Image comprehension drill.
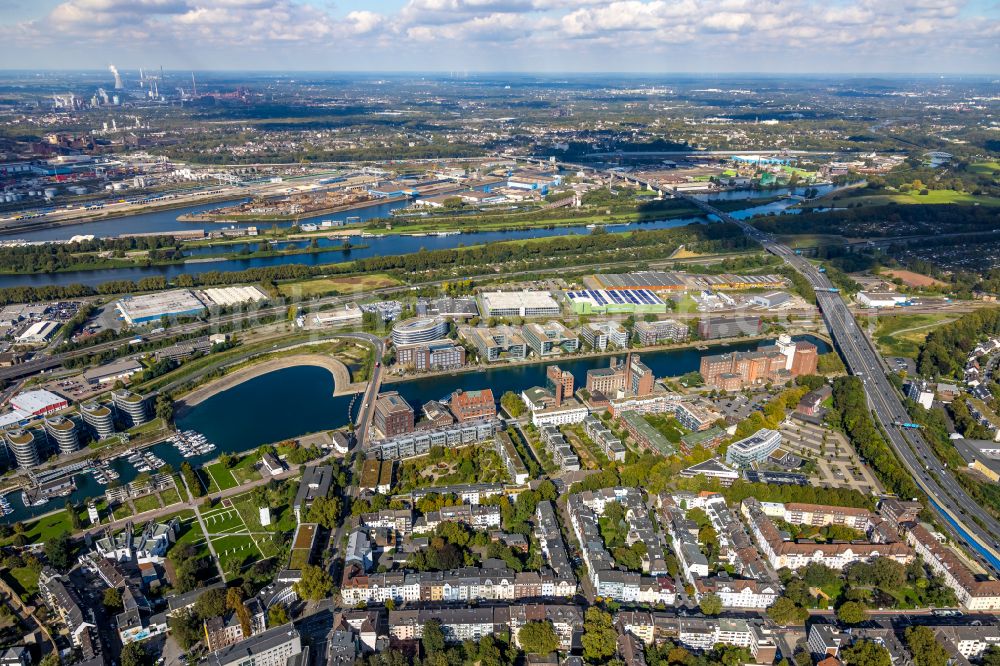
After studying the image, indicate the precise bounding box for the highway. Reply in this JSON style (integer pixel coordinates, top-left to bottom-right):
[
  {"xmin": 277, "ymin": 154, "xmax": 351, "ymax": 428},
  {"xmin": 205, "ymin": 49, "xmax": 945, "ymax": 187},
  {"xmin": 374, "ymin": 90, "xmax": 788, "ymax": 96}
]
[
  {"xmin": 679, "ymin": 190, "xmax": 1000, "ymax": 573},
  {"xmin": 524, "ymin": 153, "xmax": 1000, "ymax": 571}
]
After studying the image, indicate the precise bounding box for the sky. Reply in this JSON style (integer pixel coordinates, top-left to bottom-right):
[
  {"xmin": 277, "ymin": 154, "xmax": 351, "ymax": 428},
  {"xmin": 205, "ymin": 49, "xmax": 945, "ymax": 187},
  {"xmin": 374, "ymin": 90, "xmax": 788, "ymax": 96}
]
[{"xmin": 0, "ymin": 0, "xmax": 998, "ymax": 74}]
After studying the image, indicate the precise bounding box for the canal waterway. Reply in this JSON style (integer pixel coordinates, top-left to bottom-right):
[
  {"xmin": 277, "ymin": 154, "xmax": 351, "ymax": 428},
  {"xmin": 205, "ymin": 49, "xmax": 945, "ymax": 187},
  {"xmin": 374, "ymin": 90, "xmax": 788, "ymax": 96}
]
[
  {"xmin": 0, "ymin": 185, "xmax": 836, "ymax": 290},
  {"xmin": 1, "ymin": 334, "xmax": 828, "ymax": 523}
]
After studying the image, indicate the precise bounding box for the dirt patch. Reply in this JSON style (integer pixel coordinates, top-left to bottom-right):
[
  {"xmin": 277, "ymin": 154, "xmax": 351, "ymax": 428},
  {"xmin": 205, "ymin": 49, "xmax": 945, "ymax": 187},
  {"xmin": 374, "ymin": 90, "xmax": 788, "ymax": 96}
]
[{"xmin": 882, "ymin": 269, "xmax": 947, "ymax": 288}]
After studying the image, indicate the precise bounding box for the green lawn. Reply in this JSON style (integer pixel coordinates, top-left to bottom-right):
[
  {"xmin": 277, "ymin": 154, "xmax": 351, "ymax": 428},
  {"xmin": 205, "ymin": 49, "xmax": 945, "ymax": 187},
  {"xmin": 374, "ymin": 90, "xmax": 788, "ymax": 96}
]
[
  {"xmin": 1, "ymin": 512, "xmax": 75, "ymax": 546},
  {"xmin": 229, "ymin": 494, "xmax": 290, "ymax": 558},
  {"xmin": 133, "ymin": 494, "xmax": 162, "ymax": 514},
  {"xmin": 212, "ymin": 534, "xmax": 262, "ymax": 573},
  {"xmin": 127, "ymin": 417, "xmax": 165, "ymax": 436},
  {"xmin": 230, "ymin": 453, "xmax": 263, "ymax": 485},
  {"xmin": 160, "ymin": 487, "xmax": 182, "ymax": 506},
  {"xmin": 969, "ymin": 161, "xmax": 1000, "ymax": 176},
  {"xmin": 644, "ymin": 414, "xmax": 687, "ymax": 443},
  {"xmin": 873, "ymin": 313, "xmax": 954, "ymax": 358},
  {"xmin": 288, "ymin": 548, "xmax": 312, "ymax": 570},
  {"xmin": 200, "ymin": 506, "xmax": 247, "ymax": 534},
  {"xmin": 171, "ymin": 516, "xmax": 205, "ymax": 549},
  {"xmin": 833, "ymin": 189, "xmax": 1000, "ymax": 208},
  {"xmin": 204, "ymin": 462, "xmax": 238, "ymax": 491},
  {"xmin": 197, "ymin": 468, "xmax": 220, "ymax": 494},
  {"xmin": 4, "ymin": 566, "xmax": 40, "ymax": 599}
]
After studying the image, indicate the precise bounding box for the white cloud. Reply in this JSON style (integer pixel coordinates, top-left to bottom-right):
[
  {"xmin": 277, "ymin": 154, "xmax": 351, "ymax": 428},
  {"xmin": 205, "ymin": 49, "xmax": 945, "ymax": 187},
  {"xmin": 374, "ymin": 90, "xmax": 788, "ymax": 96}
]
[{"xmin": 1, "ymin": 0, "xmax": 996, "ymax": 71}]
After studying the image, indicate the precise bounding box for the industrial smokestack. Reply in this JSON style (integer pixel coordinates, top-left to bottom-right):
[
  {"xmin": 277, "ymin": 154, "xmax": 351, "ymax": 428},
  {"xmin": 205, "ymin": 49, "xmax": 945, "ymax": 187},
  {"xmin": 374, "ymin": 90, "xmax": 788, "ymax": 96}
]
[{"xmin": 109, "ymin": 64, "xmax": 123, "ymax": 90}]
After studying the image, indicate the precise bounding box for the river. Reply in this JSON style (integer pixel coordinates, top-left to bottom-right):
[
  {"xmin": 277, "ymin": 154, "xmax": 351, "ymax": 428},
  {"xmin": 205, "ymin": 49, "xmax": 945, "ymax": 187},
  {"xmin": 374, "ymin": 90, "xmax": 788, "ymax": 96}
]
[
  {"xmin": 0, "ymin": 334, "xmax": 828, "ymax": 523},
  {"xmin": 0, "ymin": 185, "xmax": 836, "ymax": 290}
]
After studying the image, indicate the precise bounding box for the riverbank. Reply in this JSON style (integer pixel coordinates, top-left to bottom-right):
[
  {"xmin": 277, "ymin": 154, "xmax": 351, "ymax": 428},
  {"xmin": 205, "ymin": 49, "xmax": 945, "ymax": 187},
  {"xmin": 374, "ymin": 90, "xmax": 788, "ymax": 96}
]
[
  {"xmin": 175, "ymin": 353, "xmax": 357, "ymax": 413},
  {"xmin": 380, "ymin": 328, "xmax": 831, "ymax": 386},
  {"xmin": 178, "ymin": 195, "xmax": 411, "ymax": 223},
  {"xmin": 0, "ymin": 191, "xmax": 246, "ymax": 238}
]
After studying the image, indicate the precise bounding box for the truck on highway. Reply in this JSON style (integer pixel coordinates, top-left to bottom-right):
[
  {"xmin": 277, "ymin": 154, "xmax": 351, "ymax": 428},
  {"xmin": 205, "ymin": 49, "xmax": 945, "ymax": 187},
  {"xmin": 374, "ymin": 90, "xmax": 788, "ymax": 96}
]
[
  {"xmin": 818, "ymin": 267, "xmax": 826, "ymax": 273},
  {"xmin": 818, "ymin": 287, "xmax": 840, "ymax": 293},
  {"xmin": 894, "ymin": 421, "xmax": 923, "ymax": 429}
]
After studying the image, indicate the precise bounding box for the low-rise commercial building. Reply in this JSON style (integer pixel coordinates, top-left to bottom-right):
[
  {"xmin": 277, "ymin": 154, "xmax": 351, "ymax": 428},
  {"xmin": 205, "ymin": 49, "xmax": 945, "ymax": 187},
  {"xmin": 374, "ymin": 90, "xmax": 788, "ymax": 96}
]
[
  {"xmin": 480, "ymin": 291, "xmax": 561, "ymax": 318},
  {"xmin": 856, "ymin": 291, "xmax": 908, "ymax": 308},
  {"xmin": 633, "ymin": 319, "xmax": 689, "ymax": 346},
  {"xmin": 565, "ymin": 289, "xmax": 667, "ymax": 315},
  {"xmin": 522, "ymin": 321, "xmax": 579, "ymax": 357},
  {"xmin": 580, "ymin": 321, "xmax": 628, "ymax": 351},
  {"xmin": 725, "ymin": 429, "xmax": 782, "ymax": 467},
  {"xmin": 679, "ymin": 458, "xmax": 739, "ymax": 485},
  {"xmin": 11, "ymin": 389, "xmax": 67, "ymax": 416},
  {"xmin": 697, "ymin": 316, "xmax": 761, "ymax": 340},
  {"xmin": 117, "ymin": 289, "xmax": 207, "ymax": 326},
  {"xmin": 395, "ymin": 340, "xmax": 465, "ymax": 371},
  {"xmin": 461, "ymin": 325, "xmax": 528, "ymax": 362}
]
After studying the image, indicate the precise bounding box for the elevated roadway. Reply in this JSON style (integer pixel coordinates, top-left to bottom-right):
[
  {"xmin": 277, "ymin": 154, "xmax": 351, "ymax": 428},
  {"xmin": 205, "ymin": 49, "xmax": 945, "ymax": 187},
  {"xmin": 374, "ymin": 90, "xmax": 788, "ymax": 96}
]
[
  {"xmin": 681, "ymin": 189, "xmax": 1000, "ymax": 573},
  {"xmin": 522, "ymin": 155, "xmax": 1000, "ymax": 571}
]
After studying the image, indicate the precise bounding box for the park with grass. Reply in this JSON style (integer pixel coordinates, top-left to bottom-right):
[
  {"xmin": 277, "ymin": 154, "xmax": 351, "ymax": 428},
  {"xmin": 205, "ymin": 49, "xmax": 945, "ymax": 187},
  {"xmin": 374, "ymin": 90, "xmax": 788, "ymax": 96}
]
[
  {"xmin": 873, "ymin": 313, "xmax": 954, "ymax": 358},
  {"xmin": 199, "ymin": 497, "xmax": 287, "ymax": 578}
]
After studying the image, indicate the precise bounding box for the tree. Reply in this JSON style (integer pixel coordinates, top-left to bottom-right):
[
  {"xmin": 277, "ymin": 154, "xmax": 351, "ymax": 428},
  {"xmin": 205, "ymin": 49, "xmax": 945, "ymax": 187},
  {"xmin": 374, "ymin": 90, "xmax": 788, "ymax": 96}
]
[
  {"xmin": 168, "ymin": 610, "xmax": 203, "ymax": 650},
  {"xmin": 268, "ymin": 604, "xmax": 289, "ymax": 626},
  {"xmin": 65, "ymin": 500, "xmax": 82, "ymax": 531},
  {"xmin": 905, "ymin": 626, "xmax": 949, "ymax": 666},
  {"xmin": 982, "ymin": 645, "xmax": 1000, "ymax": 666},
  {"xmin": 44, "ymin": 532, "xmax": 75, "ymax": 571},
  {"xmin": 518, "ymin": 620, "xmax": 560, "ymax": 654},
  {"xmin": 103, "ymin": 587, "xmax": 123, "ymax": 613},
  {"xmin": 767, "ymin": 596, "xmax": 808, "ymax": 626},
  {"xmin": 840, "ymin": 639, "xmax": 891, "ymax": 666},
  {"xmin": 39, "ymin": 655, "xmax": 60, "ymax": 666},
  {"xmin": 227, "ymin": 586, "xmax": 252, "ymax": 638},
  {"xmin": 501, "ymin": 391, "xmax": 526, "ymax": 418},
  {"xmin": 306, "ymin": 496, "xmax": 342, "ymax": 529},
  {"xmin": 698, "ymin": 593, "xmax": 723, "ymax": 616},
  {"xmin": 194, "ymin": 587, "xmax": 228, "ymax": 619},
  {"xmin": 478, "ymin": 635, "xmax": 506, "ymax": 666},
  {"xmin": 293, "ymin": 564, "xmax": 333, "ymax": 601},
  {"xmin": 155, "ymin": 394, "xmax": 174, "ymax": 424},
  {"xmin": 836, "ymin": 601, "xmax": 868, "ymax": 625},
  {"xmin": 120, "ymin": 642, "xmax": 151, "ymax": 666},
  {"xmin": 581, "ymin": 608, "xmax": 617, "ymax": 663},
  {"xmin": 422, "ymin": 619, "xmax": 446, "ymax": 654}
]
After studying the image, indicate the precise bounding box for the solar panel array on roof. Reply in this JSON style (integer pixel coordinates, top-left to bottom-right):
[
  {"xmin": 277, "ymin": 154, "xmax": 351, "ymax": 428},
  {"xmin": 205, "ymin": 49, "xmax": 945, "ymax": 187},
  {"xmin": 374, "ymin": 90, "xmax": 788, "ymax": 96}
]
[
  {"xmin": 565, "ymin": 289, "xmax": 664, "ymax": 308},
  {"xmin": 593, "ymin": 271, "xmax": 686, "ymax": 290}
]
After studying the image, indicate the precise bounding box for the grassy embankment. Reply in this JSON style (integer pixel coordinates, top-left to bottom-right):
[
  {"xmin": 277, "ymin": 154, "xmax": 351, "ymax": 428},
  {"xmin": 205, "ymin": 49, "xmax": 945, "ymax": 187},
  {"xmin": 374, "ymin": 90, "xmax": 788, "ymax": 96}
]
[{"xmin": 873, "ymin": 313, "xmax": 955, "ymax": 358}]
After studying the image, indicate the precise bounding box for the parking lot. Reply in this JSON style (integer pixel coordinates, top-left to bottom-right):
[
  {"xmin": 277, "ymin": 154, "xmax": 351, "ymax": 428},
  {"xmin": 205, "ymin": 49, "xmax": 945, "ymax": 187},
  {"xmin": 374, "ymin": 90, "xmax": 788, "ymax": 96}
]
[
  {"xmin": 778, "ymin": 419, "xmax": 884, "ymax": 494},
  {"xmin": 712, "ymin": 391, "xmax": 771, "ymax": 425}
]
